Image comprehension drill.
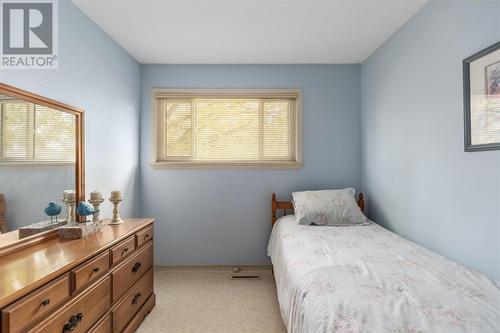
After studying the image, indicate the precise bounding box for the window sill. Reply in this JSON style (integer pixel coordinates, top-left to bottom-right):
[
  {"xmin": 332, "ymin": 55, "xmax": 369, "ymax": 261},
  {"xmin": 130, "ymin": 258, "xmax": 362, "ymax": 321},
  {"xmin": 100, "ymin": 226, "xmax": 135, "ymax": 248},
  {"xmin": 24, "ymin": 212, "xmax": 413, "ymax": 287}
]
[
  {"xmin": 150, "ymin": 161, "xmax": 303, "ymax": 170},
  {"xmin": 0, "ymin": 162, "xmax": 75, "ymax": 169}
]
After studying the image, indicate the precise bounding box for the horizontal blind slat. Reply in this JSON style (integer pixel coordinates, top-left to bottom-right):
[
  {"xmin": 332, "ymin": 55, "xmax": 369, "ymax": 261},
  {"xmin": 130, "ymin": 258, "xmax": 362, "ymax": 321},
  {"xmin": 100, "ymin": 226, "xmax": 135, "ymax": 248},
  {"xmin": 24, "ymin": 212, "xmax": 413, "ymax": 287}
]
[
  {"xmin": 0, "ymin": 101, "xmax": 76, "ymax": 163},
  {"xmin": 157, "ymin": 96, "xmax": 297, "ymax": 163}
]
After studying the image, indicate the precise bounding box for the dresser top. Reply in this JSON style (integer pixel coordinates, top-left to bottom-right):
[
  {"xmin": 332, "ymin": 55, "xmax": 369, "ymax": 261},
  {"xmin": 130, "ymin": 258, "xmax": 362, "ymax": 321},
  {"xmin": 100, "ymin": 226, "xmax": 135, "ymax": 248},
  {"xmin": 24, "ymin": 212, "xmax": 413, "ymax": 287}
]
[{"xmin": 0, "ymin": 218, "xmax": 154, "ymax": 308}]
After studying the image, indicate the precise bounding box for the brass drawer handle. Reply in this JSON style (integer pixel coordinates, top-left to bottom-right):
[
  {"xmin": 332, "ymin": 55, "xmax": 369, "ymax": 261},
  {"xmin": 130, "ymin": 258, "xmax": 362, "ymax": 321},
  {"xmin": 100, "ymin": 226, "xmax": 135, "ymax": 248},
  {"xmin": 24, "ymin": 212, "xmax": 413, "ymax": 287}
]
[
  {"xmin": 143, "ymin": 234, "xmax": 150, "ymax": 240},
  {"xmin": 92, "ymin": 267, "xmax": 100, "ymax": 274},
  {"xmin": 132, "ymin": 292, "xmax": 142, "ymax": 305},
  {"xmin": 63, "ymin": 312, "xmax": 83, "ymax": 332},
  {"xmin": 132, "ymin": 262, "xmax": 142, "ymax": 273},
  {"xmin": 41, "ymin": 298, "xmax": 50, "ymax": 307},
  {"xmin": 121, "ymin": 248, "xmax": 129, "ymax": 256}
]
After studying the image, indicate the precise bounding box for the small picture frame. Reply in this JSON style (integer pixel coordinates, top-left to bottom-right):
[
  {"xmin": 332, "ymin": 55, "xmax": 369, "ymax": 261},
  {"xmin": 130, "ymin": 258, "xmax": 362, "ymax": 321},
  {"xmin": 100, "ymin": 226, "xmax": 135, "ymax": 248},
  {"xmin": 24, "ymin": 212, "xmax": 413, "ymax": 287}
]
[{"xmin": 463, "ymin": 41, "xmax": 500, "ymax": 152}]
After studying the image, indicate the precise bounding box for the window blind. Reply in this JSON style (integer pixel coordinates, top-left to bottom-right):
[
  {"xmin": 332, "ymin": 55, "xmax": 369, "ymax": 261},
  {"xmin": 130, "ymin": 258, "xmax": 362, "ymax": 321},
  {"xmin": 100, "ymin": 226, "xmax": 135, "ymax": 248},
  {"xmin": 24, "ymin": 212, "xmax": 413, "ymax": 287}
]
[
  {"xmin": 0, "ymin": 101, "xmax": 76, "ymax": 163},
  {"xmin": 156, "ymin": 92, "xmax": 299, "ymax": 165}
]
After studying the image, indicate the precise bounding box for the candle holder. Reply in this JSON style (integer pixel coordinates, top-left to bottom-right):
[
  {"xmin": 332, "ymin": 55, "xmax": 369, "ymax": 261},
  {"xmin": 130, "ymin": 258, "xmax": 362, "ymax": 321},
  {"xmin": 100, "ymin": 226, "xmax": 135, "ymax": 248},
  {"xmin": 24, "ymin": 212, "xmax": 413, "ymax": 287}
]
[
  {"xmin": 109, "ymin": 196, "xmax": 123, "ymax": 224},
  {"xmin": 61, "ymin": 190, "xmax": 76, "ymax": 224},
  {"xmin": 89, "ymin": 193, "xmax": 105, "ymax": 223}
]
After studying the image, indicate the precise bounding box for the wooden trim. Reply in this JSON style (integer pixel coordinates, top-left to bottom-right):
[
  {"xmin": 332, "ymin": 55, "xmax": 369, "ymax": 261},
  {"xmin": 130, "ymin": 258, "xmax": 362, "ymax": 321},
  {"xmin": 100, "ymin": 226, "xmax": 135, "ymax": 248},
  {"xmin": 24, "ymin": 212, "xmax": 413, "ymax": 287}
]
[
  {"xmin": 0, "ymin": 83, "xmax": 83, "ymax": 116},
  {"xmin": 0, "ymin": 82, "xmax": 85, "ymax": 231},
  {"xmin": 76, "ymin": 106, "xmax": 85, "ymax": 207},
  {"xmin": 271, "ymin": 192, "xmax": 366, "ymax": 225},
  {"xmin": 0, "ymin": 229, "xmax": 59, "ymax": 257}
]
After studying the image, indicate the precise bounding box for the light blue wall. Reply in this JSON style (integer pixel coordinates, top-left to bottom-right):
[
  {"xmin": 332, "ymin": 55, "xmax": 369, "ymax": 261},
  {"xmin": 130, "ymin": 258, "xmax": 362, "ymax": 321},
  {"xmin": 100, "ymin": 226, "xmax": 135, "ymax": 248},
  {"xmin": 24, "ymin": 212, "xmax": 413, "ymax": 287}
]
[
  {"xmin": 361, "ymin": 0, "xmax": 500, "ymax": 279},
  {"xmin": 140, "ymin": 65, "xmax": 361, "ymax": 265},
  {"xmin": 3, "ymin": 0, "xmax": 496, "ymax": 281},
  {"xmin": 0, "ymin": 0, "xmax": 141, "ymax": 218},
  {"xmin": 0, "ymin": 168, "xmax": 73, "ymax": 230}
]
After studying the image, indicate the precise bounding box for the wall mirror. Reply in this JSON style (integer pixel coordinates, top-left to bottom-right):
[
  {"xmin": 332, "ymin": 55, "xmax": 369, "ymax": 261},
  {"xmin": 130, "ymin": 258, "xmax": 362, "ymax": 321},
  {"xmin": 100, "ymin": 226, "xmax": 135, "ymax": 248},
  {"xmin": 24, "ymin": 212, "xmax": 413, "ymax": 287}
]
[{"xmin": 0, "ymin": 83, "xmax": 84, "ymax": 247}]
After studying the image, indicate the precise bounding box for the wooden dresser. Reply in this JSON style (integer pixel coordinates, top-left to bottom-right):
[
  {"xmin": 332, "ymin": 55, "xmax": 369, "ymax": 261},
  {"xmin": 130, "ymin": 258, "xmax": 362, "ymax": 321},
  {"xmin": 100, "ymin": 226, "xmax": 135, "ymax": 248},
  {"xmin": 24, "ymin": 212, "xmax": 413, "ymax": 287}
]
[{"xmin": 0, "ymin": 218, "xmax": 155, "ymax": 333}]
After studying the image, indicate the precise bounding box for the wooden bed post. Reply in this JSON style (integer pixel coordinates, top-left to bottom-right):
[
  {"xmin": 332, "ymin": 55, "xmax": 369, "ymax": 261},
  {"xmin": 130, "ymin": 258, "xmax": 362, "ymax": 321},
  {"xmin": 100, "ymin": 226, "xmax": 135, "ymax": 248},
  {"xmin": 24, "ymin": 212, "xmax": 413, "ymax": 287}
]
[
  {"xmin": 272, "ymin": 193, "xmax": 277, "ymax": 225},
  {"xmin": 272, "ymin": 193, "xmax": 294, "ymax": 225},
  {"xmin": 357, "ymin": 193, "xmax": 365, "ymax": 212}
]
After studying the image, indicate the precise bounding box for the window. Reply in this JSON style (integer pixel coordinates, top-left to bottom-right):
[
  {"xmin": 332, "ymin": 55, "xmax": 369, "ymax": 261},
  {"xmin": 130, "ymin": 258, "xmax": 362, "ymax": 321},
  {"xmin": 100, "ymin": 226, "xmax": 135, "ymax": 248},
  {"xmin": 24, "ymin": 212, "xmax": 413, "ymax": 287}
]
[
  {"xmin": 0, "ymin": 100, "xmax": 76, "ymax": 164},
  {"xmin": 153, "ymin": 89, "xmax": 302, "ymax": 168}
]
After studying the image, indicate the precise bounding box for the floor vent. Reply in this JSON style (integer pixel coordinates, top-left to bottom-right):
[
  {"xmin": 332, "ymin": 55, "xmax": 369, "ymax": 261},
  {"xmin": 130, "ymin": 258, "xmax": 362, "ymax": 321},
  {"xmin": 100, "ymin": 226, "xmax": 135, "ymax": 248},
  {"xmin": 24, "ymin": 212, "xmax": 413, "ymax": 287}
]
[{"xmin": 230, "ymin": 273, "xmax": 261, "ymax": 280}]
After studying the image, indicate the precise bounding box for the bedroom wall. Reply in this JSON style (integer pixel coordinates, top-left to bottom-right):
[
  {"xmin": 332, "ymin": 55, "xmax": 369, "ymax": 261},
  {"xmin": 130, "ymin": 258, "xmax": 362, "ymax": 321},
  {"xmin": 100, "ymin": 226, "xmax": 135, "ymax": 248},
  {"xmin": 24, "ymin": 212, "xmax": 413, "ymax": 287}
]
[
  {"xmin": 361, "ymin": 0, "xmax": 500, "ymax": 279},
  {"xmin": 140, "ymin": 64, "xmax": 361, "ymax": 265},
  {"xmin": 0, "ymin": 0, "xmax": 141, "ymax": 219},
  {"xmin": 0, "ymin": 168, "xmax": 73, "ymax": 230}
]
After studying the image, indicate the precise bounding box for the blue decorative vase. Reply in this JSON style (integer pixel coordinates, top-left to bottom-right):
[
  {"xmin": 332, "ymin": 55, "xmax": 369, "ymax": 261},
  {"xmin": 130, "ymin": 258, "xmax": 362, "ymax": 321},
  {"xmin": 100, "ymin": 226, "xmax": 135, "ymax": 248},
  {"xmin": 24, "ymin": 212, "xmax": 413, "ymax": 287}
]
[
  {"xmin": 76, "ymin": 201, "xmax": 95, "ymax": 220},
  {"xmin": 44, "ymin": 201, "xmax": 62, "ymax": 222}
]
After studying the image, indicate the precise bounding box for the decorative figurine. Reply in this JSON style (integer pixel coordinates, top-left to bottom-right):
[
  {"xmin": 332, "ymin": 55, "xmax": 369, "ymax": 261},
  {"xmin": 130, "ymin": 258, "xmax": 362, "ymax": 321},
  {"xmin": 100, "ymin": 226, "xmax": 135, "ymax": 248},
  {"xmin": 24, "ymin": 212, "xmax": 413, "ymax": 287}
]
[
  {"xmin": 44, "ymin": 201, "xmax": 62, "ymax": 222},
  {"xmin": 59, "ymin": 201, "xmax": 105, "ymax": 240},
  {"xmin": 109, "ymin": 190, "xmax": 123, "ymax": 224},
  {"xmin": 20, "ymin": 200, "xmax": 66, "ymax": 238},
  {"xmin": 76, "ymin": 201, "xmax": 95, "ymax": 222},
  {"xmin": 89, "ymin": 191, "xmax": 104, "ymax": 223},
  {"xmin": 58, "ymin": 193, "xmax": 109, "ymax": 240}
]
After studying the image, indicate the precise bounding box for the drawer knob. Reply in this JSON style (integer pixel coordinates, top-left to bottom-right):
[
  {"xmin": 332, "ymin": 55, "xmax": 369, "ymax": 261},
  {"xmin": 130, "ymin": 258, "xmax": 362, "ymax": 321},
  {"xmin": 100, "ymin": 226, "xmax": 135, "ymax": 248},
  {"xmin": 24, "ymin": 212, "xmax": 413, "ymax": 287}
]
[
  {"xmin": 92, "ymin": 267, "xmax": 100, "ymax": 274},
  {"xmin": 144, "ymin": 234, "xmax": 150, "ymax": 240},
  {"xmin": 132, "ymin": 262, "xmax": 142, "ymax": 273},
  {"xmin": 63, "ymin": 312, "xmax": 83, "ymax": 332},
  {"xmin": 41, "ymin": 298, "xmax": 50, "ymax": 307},
  {"xmin": 121, "ymin": 248, "xmax": 129, "ymax": 256},
  {"xmin": 132, "ymin": 292, "xmax": 142, "ymax": 305}
]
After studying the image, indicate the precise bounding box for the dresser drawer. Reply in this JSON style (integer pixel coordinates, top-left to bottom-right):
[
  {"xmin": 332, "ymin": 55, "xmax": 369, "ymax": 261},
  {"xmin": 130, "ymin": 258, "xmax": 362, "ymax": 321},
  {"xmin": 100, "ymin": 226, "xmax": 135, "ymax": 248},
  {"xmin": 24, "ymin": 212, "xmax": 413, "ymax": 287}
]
[
  {"xmin": 122, "ymin": 293, "xmax": 156, "ymax": 333},
  {"xmin": 71, "ymin": 251, "xmax": 109, "ymax": 292},
  {"xmin": 88, "ymin": 314, "xmax": 111, "ymax": 333},
  {"xmin": 112, "ymin": 242, "xmax": 153, "ymax": 302},
  {"xmin": 112, "ymin": 269, "xmax": 154, "ymax": 333},
  {"xmin": 1, "ymin": 274, "xmax": 70, "ymax": 333},
  {"xmin": 30, "ymin": 276, "xmax": 111, "ymax": 333},
  {"xmin": 135, "ymin": 226, "xmax": 153, "ymax": 248},
  {"xmin": 110, "ymin": 236, "xmax": 135, "ymax": 266}
]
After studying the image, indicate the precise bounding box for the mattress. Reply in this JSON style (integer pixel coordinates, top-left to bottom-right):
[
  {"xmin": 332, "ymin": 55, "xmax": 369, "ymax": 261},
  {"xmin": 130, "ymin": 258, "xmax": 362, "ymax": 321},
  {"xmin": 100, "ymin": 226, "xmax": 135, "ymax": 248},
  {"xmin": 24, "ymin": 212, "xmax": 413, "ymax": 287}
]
[{"xmin": 267, "ymin": 215, "xmax": 500, "ymax": 333}]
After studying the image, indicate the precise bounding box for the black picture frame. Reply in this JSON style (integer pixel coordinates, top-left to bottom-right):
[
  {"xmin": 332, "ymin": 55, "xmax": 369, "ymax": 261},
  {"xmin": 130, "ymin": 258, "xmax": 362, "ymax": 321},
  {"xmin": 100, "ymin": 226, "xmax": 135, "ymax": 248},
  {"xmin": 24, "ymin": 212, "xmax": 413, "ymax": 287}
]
[{"xmin": 463, "ymin": 41, "xmax": 500, "ymax": 152}]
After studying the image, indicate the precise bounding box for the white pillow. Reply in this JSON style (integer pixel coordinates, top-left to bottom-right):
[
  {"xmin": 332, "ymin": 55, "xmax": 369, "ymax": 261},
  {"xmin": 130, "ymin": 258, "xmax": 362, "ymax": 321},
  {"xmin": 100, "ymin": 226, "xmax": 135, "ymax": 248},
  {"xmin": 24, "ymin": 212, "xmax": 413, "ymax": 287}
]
[{"xmin": 292, "ymin": 188, "xmax": 368, "ymax": 226}]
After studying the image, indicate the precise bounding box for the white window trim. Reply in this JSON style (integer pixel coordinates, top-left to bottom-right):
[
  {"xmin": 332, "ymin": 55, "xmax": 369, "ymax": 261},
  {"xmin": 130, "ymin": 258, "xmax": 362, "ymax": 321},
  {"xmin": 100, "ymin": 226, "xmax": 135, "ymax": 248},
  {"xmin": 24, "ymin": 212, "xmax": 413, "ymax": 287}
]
[
  {"xmin": 0, "ymin": 161, "xmax": 75, "ymax": 169},
  {"xmin": 151, "ymin": 89, "xmax": 303, "ymax": 169}
]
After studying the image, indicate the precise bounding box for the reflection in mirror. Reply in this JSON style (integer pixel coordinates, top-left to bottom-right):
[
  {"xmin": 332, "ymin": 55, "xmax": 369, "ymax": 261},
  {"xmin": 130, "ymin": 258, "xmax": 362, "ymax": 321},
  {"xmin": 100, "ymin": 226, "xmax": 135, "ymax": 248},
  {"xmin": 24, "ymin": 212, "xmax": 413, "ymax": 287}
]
[{"xmin": 0, "ymin": 93, "xmax": 76, "ymax": 232}]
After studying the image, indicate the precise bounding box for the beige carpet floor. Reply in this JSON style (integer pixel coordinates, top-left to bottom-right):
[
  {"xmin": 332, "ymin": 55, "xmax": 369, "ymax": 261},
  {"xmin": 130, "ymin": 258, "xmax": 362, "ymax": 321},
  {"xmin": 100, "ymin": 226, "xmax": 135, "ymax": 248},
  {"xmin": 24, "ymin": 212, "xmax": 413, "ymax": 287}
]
[{"xmin": 136, "ymin": 268, "xmax": 287, "ymax": 333}]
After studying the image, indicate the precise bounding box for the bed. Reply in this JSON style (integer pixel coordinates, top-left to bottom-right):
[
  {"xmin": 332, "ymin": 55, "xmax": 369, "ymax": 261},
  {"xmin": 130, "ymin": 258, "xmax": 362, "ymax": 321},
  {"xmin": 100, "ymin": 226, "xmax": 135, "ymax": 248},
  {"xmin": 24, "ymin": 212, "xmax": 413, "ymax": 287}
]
[{"xmin": 268, "ymin": 193, "xmax": 500, "ymax": 333}]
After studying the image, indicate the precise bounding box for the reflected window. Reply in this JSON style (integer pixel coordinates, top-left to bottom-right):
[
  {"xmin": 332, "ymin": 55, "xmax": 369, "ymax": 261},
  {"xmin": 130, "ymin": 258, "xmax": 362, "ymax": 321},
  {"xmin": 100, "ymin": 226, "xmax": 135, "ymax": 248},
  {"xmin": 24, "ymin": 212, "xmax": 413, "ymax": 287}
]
[{"xmin": 0, "ymin": 99, "xmax": 76, "ymax": 164}]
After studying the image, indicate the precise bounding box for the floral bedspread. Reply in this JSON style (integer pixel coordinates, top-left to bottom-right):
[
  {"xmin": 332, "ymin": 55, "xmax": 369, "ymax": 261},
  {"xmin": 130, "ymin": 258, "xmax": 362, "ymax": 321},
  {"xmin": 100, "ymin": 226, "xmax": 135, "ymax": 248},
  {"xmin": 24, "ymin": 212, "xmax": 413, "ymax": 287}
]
[{"xmin": 267, "ymin": 216, "xmax": 500, "ymax": 333}]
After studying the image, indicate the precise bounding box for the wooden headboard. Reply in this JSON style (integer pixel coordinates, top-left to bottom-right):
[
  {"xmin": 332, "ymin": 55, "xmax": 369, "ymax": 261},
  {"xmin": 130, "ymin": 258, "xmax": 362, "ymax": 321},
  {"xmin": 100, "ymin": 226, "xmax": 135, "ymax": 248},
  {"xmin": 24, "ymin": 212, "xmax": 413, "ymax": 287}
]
[{"xmin": 271, "ymin": 192, "xmax": 365, "ymax": 225}]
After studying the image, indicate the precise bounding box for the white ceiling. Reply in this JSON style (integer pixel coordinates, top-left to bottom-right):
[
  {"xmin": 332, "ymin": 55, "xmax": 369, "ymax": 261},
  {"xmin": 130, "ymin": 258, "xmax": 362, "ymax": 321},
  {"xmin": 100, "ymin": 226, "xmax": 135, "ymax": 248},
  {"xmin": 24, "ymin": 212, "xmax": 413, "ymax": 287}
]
[{"xmin": 72, "ymin": 0, "xmax": 428, "ymax": 64}]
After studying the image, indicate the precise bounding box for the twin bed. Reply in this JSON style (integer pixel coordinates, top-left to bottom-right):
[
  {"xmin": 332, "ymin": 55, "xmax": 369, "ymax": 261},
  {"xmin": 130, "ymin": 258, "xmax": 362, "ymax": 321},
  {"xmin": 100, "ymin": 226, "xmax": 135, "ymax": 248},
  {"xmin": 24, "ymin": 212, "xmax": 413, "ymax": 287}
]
[{"xmin": 268, "ymin": 192, "xmax": 500, "ymax": 333}]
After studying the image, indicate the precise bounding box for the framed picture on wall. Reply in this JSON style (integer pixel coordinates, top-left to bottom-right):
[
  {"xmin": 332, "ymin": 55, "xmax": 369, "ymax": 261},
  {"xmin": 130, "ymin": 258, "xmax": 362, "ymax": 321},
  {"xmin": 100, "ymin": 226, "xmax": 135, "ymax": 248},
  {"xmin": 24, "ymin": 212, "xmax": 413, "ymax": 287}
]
[{"xmin": 463, "ymin": 41, "xmax": 500, "ymax": 152}]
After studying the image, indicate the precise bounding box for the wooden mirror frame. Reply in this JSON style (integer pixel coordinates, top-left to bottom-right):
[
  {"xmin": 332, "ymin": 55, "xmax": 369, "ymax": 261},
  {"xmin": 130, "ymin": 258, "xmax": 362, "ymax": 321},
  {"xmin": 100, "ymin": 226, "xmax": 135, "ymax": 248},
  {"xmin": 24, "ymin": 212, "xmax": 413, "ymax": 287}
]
[{"xmin": 0, "ymin": 82, "xmax": 85, "ymax": 255}]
